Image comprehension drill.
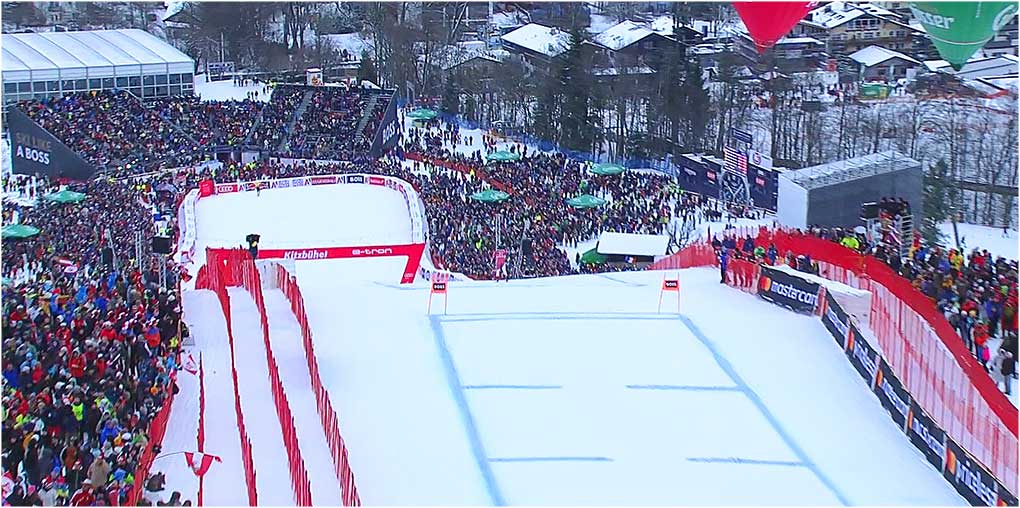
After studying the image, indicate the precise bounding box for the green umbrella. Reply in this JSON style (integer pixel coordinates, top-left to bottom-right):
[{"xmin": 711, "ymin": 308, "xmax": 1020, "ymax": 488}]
[
  {"xmin": 43, "ymin": 189, "xmax": 87, "ymax": 204},
  {"xmin": 580, "ymin": 247, "xmax": 608, "ymax": 265},
  {"xmin": 469, "ymin": 189, "xmax": 511, "ymax": 203},
  {"xmin": 2, "ymin": 224, "xmax": 41, "ymax": 239},
  {"xmin": 565, "ymin": 194, "xmax": 607, "ymax": 208},
  {"xmin": 589, "ymin": 162, "xmax": 625, "ymax": 176},
  {"xmin": 486, "ymin": 150, "xmax": 521, "ymax": 163},
  {"xmin": 406, "ymin": 108, "xmax": 439, "ymax": 120}
]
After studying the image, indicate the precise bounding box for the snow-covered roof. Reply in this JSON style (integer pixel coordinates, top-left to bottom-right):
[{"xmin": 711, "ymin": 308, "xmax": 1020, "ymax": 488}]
[
  {"xmin": 923, "ymin": 59, "xmax": 950, "ymax": 72},
  {"xmin": 648, "ymin": 15, "xmax": 744, "ymax": 40},
  {"xmin": 592, "ymin": 20, "xmax": 657, "ymax": 51},
  {"xmin": 596, "ymin": 232, "xmax": 670, "ymax": 256},
  {"xmin": 500, "ymin": 23, "xmax": 571, "ymax": 57},
  {"xmin": 592, "ymin": 65, "xmax": 655, "ymax": 76},
  {"xmin": 849, "ymin": 45, "xmax": 920, "ymax": 67},
  {"xmin": 950, "ymin": 56, "xmax": 1019, "ymax": 80},
  {"xmin": 784, "ymin": 151, "xmax": 919, "ymax": 190},
  {"xmin": 2, "ymin": 29, "xmax": 194, "ymax": 81},
  {"xmin": 738, "ymin": 32, "xmax": 823, "ymax": 46},
  {"xmin": 802, "ymin": 2, "xmax": 896, "ymax": 29}
]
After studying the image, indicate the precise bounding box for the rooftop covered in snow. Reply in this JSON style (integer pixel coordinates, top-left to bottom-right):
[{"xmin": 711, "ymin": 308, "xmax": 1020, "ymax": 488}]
[
  {"xmin": 801, "ymin": 2, "xmax": 898, "ymax": 29},
  {"xmin": 784, "ymin": 151, "xmax": 920, "ymax": 190},
  {"xmin": 849, "ymin": 45, "xmax": 921, "ymax": 67},
  {"xmin": 592, "ymin": 20, "xmax": 657, "ymax": 51},
  {"xmin": 500, "ymin": 23, "xmax": 572, "ymax": 57}
]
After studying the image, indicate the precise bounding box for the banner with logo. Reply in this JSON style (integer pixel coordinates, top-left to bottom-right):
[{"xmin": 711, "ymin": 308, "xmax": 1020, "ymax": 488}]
[
  {"xmin": 844, "ymin": 325, "xmax": 880, "ymax": 387},
  {"xmin": 6, "ymin": 106, "xmax": 96, "ymax": 180},
  {"xmin": 873, "ymin": 358, "xmax": 911, "ymax": 429},
  {"xmin": 820, "ymin": 292, "xmax": 851, "ymax": 348},
  {"xmin": 942, "ymin": 437, "xmax": 1002, "ymax": 506},
  {"xmin": 757, "ymin": 265, "xmax": 821, "ymax": 314},
  {"xmin": 199, "ymin": 179, "xmax": 215, "ymax": 197},
  {"xmin": 906, "ymin": 400, "xmax": 948, "ymax": 473},
  {"xmin": 370, "ymin": 93, "xmax": 400, "ymax": 158},
  {"xmin": 257, "ymin": 243, "xmax": 425, "ymax": 284}
]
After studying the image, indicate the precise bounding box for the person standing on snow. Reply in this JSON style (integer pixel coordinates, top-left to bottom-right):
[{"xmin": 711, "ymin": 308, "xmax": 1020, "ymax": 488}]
[{"xmin": 719, "ymin": 248, "xmax": 730, "ymax": 284}]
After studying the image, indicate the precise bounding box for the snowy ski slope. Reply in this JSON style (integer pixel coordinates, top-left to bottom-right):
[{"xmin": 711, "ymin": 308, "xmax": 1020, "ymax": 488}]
[{"xmin": 167, "ymin": 181, "xmax": 964, "ymax": 505}]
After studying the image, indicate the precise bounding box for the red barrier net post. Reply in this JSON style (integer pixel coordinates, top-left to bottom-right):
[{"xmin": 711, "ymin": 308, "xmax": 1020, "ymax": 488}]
[{"xmin": 274, "ymin": 264, "xmax": 362, "ymax": 506}]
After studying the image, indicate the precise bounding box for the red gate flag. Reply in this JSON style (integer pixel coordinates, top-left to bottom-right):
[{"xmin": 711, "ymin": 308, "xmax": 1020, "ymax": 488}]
[
  {"xmin": 185, "ymin": 452, "xmax": 221, "ymax": 477},
  {"xmin": 733, "ymin": 2, "xmax": 816, "ymax": 52}
]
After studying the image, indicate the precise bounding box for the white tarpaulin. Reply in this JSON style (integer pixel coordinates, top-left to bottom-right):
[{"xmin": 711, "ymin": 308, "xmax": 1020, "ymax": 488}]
[{"xmin": 596, "ymin": 232, "xmax": 670, "ymax": 256}]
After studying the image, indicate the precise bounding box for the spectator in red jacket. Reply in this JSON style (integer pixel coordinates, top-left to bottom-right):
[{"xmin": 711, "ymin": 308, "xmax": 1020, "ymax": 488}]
[{"xmin": 69, "ymin": 479, "xmax": 95, "ymax": 506}]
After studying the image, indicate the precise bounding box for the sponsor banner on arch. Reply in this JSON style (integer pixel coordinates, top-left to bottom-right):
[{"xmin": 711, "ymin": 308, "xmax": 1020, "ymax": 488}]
[{"xmin": 257, "ymin": 243, "xmax": 425, "ymax": 284}]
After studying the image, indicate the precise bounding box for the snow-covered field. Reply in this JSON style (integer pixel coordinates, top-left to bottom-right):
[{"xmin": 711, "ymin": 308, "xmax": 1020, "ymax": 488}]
[
  {"xmin": 194, "ymin": 73, "xmax": 271, "ymax": 102},
  {"xmin": 939, "ymin": 222, "xmax": 1018, "ymax": 261},
  {"xmin": 165, "ymin": 180, "xmax": 965, "ymax": 505}
]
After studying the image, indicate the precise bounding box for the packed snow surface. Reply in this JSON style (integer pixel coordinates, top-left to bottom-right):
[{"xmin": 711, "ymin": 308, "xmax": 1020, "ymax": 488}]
[{"xmin": 170, "ymin": 165, "xmax": 966, "ymax": 506}]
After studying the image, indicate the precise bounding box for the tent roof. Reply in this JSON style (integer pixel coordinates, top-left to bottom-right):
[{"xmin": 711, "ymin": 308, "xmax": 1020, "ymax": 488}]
[
  {"xmin": 596, "ymin": 232, "xmax": 670, "ymax": 256},
  {"xmin": 2, "ymin": 29, "xmax": 192, "ymax": 74},
  {"xmin": 783, "ymin": 151, "xmax": 920, "ymax": 190}
]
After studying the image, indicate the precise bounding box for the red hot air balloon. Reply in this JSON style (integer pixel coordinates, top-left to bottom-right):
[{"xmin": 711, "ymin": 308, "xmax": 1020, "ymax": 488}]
[{"xmin": 733, "ymin": 1, "xmax": 817, "ymax": 53}]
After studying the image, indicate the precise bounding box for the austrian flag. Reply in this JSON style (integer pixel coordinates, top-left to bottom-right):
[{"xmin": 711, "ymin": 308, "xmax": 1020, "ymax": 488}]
[{"xmin": 184, "ymin": 452, "xmax": 221, "ymax": 477}]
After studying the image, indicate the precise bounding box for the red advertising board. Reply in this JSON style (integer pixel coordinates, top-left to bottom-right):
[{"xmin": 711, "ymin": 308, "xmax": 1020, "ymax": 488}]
[
  {"xmin": 199, "ymin": 179, "xmax": 215, "ymax": 197},
  {"xmin": 258, "ymin": 243, "xmax": 426, "ymax": 284}
]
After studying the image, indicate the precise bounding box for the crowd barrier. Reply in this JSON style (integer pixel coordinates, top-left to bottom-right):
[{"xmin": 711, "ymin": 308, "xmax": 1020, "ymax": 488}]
[
  {"xmin": 818, "ymin": 292, "xmax": 1018, "ymax": 506},
  {"xmin": 403, "ymin": 152, "xmax": 512, "ymax": 193},
  {"xmin": 197, "ymin": 353, "xmax": 206, "ymax": 506},
  {"xmin": 275, "ymin": 264, "xmax": 362, "ymax": 506},
  {"xmin": 224, "ymin": 248, "xmax": 314, "ymax": 505},
  {"xmin": 759, "ymin": 229, "xmax": 1017, "ymax": 493},
  {"xmin": 649, "ymin": 229, "xmax": 1017, "ymax": 495},
  {"xmin": 127, "ymin": 370, "xmax": 178, "ymax": 506},
  {"xmin": 197, "ymin": 251, "xmax": 259, "ymax": 505}
]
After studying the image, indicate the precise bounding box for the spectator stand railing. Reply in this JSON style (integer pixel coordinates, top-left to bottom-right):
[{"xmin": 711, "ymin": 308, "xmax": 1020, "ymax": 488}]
[{"xmin": 274, "ymin": 263, "xmax": 362, "ymax": 506}]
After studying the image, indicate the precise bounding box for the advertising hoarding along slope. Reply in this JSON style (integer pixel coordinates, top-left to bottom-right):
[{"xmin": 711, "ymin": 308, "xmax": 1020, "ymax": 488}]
[{"xmin": 5, "ymin": 106, "xmax": 97, "ymax": 180}]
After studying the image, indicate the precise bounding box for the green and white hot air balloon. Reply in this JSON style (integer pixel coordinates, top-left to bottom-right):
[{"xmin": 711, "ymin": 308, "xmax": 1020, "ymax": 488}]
[{"xmin": 910, "ymin": 2, "xmax": 1018, "ymax": 70}]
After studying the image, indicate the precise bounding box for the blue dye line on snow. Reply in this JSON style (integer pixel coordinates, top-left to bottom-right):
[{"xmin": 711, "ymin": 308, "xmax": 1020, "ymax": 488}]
[
  {"xmin": 464, "ymin": 385, "xmax": 563, "ymax": 390},
  {"xmin": 440, "ymin": 311, "xmax": 679, "ymax": 323},
  {"xmin": 626, "ymin": 384, "xmax": 742, "ymax": 392},
  {"xmin": 677, "ymin": 315, "xmax": 851, "ymax": 506},
  {"xmin": 490, "ymin": 456, "xmax": 613, "ymax": 463},
  {"xmin": 687, "ymin": 457, "xmax": 805, "ymax": 467},
  {"xmin": 428, "ymin": 315, "xmax": 506, "ymax": 506},
  {"xmin": 597, "ymin": 274, "xmax": 647, "ymax": 287}
]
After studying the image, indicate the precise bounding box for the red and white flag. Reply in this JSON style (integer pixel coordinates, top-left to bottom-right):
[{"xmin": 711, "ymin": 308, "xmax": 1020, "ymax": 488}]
[
  {"xmin": 184, "ymin": 452, "xmax": 221, "ymax": 477},
  {"xmin": 182, "ymin": 353, "xmax": 198, "ymax": 375}
]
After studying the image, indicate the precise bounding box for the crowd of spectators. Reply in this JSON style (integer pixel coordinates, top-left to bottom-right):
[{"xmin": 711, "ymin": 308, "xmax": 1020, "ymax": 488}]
[
  {"xmin": 286, "ymin": 88, "xmax": 370, "ymax": 161},
  {"xmin": 20, "ymin": 92, "xmax": 203, "ymax": 174},
  {"xmin": 2, "ymin": 176, "xmax": 184, "ymax": 506},
  {"xmin": 798, "ymin": 225, "xmax": 1019, "ymax": 395},
  {"xmin": 148, "ymin": 98, "xmax": 262, "ymax": 148}
]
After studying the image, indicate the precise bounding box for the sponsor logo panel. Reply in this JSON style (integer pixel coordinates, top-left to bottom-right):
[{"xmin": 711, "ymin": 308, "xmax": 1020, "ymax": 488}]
[
  {"xmin": 347, "ymin": 175, "xmax": 365, "ymax": 184},
  {"xmin": 821, "ymin": 292, "xmax": 851, "ymax": 348},
  {"xmin": 845, "ymin": 324, "xmax": 879, "ymax": 384},
  {"xmin": 368, "ymin": 176, "xmax": 386, "ymax": 186},
  {"xmin": 873, "ymin": 359, "xmax": 911, "ymax": 428},
  {"xmin": 756, "ymin": 266, "xmax": 820, "ymax": 313},
  {"xmin": 942, "ymin": 437, "xmax": 999, "ymax": 506},
  {"xmin": 308, "ymin": 176, "xmax": 338, "ymax": 186},
  {"xmin": 906, "ymin": 400, "xmax": 947, "ymax": 472}
]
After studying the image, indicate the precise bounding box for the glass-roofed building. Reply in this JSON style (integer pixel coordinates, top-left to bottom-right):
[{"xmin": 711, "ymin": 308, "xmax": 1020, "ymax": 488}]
[{"xmin": 2, "ymin": 29, "xmax": 195, "ymax": 104}]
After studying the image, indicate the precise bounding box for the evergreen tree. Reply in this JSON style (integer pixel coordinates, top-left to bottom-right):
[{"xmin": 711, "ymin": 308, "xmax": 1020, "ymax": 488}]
[
  {"xmin": 441, "ymin": 74, "xmax": 461, "ymax": 116},
  {"xmin": 557, "ymin": 28, "xmax": 596, "ymax": 152},
  {"xmin": 921, "ymin": 158, "xmax": 951, "ymax": 246},
  {"xmin": 358, "ymin": 51, "xmax": 379, "ymax": 84},
  {"xmin": 681, "ymin": 58, "xmax": 710, "ymax": 151}
]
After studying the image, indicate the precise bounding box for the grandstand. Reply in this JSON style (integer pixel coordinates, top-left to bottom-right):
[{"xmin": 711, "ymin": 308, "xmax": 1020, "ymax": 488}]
[{"xmin": 2, "ymin": 29, "xmax": 195, "ymax": 106}]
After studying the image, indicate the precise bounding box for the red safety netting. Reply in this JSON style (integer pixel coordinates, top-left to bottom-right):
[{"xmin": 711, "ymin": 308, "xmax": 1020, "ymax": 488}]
[
  {"xmin": 127, "ymin": 369, "xmax": 177, "ymax": 506},
  {"xmin": 197, "ymin": 249, "xmax": 259, "ymax": 505},
  {"xmin": 276, "ymin": 264, "xmax": 362, "ymax": 506},
  {"xmin": 758, "ymin": 229, "xmax": 1018, "ymax": 490}
]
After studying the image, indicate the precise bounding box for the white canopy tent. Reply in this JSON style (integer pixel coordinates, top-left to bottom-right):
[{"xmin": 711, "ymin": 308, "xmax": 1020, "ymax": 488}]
[{"xmin": 3, "ymin": 29, "xmax": 194, "ymax": 104}]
